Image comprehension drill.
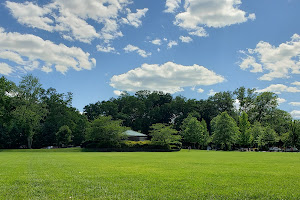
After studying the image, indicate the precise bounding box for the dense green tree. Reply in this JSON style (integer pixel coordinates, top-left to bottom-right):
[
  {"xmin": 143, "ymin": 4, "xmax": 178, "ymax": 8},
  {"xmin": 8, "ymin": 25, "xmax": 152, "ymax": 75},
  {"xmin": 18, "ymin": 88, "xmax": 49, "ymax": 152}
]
[
  {"xmin": 13, "ymin": 75, "xmax": 47, "ymax": 148},
  {"xmin": 86, "ymin": 116, "xmax": 127, "ymax": 147},
  {"xmin": 234, "ymin": 87, "xmax": 257, "ymax": 113},
  {"xmin": 257, "ymin": 126, "xmax": 277, "ymax": 150},
  {"xmin": 211, "ymin": 112, "xmax": 240, "ymax": 150},
  {"xmin": 56, "ymin": 125, "xmax": 72, "ymax": 147},
  {"xmin": 0, "ymin": 76, "xmax": 17, "ymax": 148},
  {"xmin": 248, "ymin": 92, "xmax": 278, "ymax": 123},
  {"xmin": 150, "ymin": 123, "xmax": 181, "ymax": 145},
  {"xmin": 282, "ymin": 120, "xmax": 300, "ymax": 148},
  {"xmin": 238, "ymin": 112, "xmax": 251, "ymax": 147},
  {"xmin": 181, "ymin": 115, "xmax": 209, "ymax": 149},
  {"xmin": 249, "ymin": 121, "xmax": 264, "ymax": 148}
]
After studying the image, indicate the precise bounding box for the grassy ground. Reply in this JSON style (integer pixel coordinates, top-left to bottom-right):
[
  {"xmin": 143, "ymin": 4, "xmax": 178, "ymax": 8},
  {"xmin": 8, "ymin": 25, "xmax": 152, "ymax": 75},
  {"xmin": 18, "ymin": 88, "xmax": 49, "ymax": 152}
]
[{"xmin": 0, "ymin": 149, "xmax": 299, "ymax": 199}]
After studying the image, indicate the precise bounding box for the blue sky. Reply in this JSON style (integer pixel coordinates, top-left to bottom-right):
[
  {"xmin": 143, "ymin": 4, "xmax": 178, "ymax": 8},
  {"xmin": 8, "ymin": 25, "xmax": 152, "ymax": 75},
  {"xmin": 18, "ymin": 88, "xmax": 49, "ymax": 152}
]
[{"xmin": 0, "ymin": 0, "xmax": 299, "ymax": 118}]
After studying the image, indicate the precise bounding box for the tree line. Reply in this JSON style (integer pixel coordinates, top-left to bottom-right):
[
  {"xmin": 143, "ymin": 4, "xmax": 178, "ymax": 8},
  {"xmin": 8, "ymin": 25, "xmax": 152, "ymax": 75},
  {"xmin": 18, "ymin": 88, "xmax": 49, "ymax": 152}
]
[{"xmin": 0, "ymin": 75, "xmax": 299, "ymax": 150}]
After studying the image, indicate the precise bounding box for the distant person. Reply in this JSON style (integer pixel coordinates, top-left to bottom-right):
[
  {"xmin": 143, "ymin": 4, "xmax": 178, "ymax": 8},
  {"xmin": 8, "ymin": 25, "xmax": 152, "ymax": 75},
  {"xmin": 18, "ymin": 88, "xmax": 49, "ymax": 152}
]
[{"xmin": 188, "ymin": 146, "xmax": 191, "ymax": 151}]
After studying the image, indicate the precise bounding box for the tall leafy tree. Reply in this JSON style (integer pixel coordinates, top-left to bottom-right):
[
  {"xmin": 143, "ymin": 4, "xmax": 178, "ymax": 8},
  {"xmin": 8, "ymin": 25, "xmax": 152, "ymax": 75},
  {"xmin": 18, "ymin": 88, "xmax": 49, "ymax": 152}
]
[
  {"xmin": 257, "ymin": 126, "xmax": 277, "ymax": 150},
  {"xmin": 56, "ymin": 125, "xmax": 72, "ymax": 147},
  {"xmin": 181, "ymin": 115, "xmax": 209, "ymax": 149},
  {"xmin": 234, "ymin": 87, "xmax": 257, "ymax": 113},
  {"xmin": 13, "ymin": 75, "xmax": 47, "ymax": 148},
  {"xmin": 238, "ymin": 112, "xmax": 251, "ymax": 147},
  {"xmin": 150, "ymin": 123, "xmax": 181, "ymax": 145},
  {"xmin": 249, "ymin": 92, "xmax": 278, "ymax": 123},
  {"xmin": 86, "ymin": 116, "xmax": 127, "ymax": 147},
  {"xmin": 0, "ymin": 76, "xmax": 17, "ymax": 148},
  {"xmin": 211, "ymin": 112, "xmax": 240, "ymax": 150}
]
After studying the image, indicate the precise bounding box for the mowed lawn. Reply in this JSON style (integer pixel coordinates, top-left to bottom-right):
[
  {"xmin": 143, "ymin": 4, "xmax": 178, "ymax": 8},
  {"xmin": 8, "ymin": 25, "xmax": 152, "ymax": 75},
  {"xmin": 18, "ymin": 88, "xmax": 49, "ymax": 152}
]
[{"xmin": 0, "ymin": 149, "xmax": 299, "ymax": 200}]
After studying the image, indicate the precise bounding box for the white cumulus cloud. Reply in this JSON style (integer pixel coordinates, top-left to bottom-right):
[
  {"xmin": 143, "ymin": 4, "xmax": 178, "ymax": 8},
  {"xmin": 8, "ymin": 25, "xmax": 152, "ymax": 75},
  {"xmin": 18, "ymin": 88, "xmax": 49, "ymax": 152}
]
[
  {"xmin": 167, "ymin": 40, "xmax": 178, "ymax": 49},
  {"xmin": 124, "ymin": 44, "xmax": 151, "ymax": 58},
  {"xmin": 151, "ymin": 39, "xmax": 162, "ymax": 45},
  {"xmin": 179, "ymin": 36, "xmax": 193, "ymax": 43},
  {"xmin": 0, "ymin": 63, "xmax": 14, "ymax": 75},
  {"xmin": 110, "ymin": 62, "xmax": 224, "ymax": 94},
  {"xmin": 208, "ymin": 89, "xmax": 217, "ymax": 96},
  {"xmin": 122, "ymin": 8, "xmax": 148, "ymax": 28},
  {"xmin": 6, "ymin": 0, "xmax": 148, "ymax": 44},
  {"xmin": 164, "ymin": 0, "xmax": 181, "ymax": 13},
  {"xmin": 257, "ymin": 84, "xmax": 300, "ymax": 94},
  {"xmin": 197, "ymin": 88, "xmax": 204, "ymax": 93},
  {"xmin": 277, "ymin": 98, "xmax": 286, "ymax": 104},
  {"xmin": 290, "ymin": 110, "xmax": 300, "ymax": 119},
  {"xmin": 289, "ymin": 102, "xmax": 300, "ymax": 106},
  {"xmin": 292, "ymin": 81, "xmax": 300, "ymax": 86},
  {"xmin": 239, "ymin": 34, "xmax": 300, "ymax": 81},
  {"xmin": 0, "ymin": 28, "xmax": 95, "ymax": 74},
  {"xmin": 96, "ymin": 44, "xmax": 116, "ymax": 53},
  {"xmin": 173, "ymin": 0, "xmax": 255, "ymax": 37}
]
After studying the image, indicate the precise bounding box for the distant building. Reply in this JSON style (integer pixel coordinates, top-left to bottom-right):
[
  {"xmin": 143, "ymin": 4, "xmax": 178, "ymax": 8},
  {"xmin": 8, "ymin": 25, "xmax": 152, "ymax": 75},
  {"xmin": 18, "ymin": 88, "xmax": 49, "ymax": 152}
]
[{"xmin": 124, "ymin": 130, "xmax": 148, "ymax": 141}]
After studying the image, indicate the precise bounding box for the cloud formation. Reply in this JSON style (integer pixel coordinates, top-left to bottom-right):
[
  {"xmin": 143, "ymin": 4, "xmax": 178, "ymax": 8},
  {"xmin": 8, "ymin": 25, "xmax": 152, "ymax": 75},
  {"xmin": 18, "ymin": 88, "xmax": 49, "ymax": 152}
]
[
  {"xmin": 257, "ymin": 84, "xmax": 300, "ymax": 94},
  {"xmin": 0, "ymin": 28, "xmax": 95, "ymax": 74},
  {"xmin": 168, "ymin": 0, "xmax": 254, "ymax": 37},
  {"xmin": 110, "ymin": 62, "xmax": 224, "ymax": 94},
  {"xmin": 151, "ymin": 39, "xmax": 162, "ymax": 45},
  {"xmin": 289, "ymin": 102, "xmax": 300, "ymax": 106},
  {"xmin": 124, "ymin": 44, "xmax": 151, "ymax": 58},
  {"xmin": 6, "ymin": 0, "xmax": 148, "ymax": 44},
  {"xmin": 290, "ymin": 110, "xmax": 300, "ymax": 119},
  {"xmin": 179, "ymin": 36, "xmax": 193, "ymax": 43},
  {"xmin": 164, "ymin": 0, "xmax": 181, "ymax": 13},
  {"xmin": 240, "ymin": 34, "xmax": 300, "ymax": 81},
  {"xmin": 167, "ymin": 40, "xmax": 178, "ymax": 49},
  {"xmin": 0, "ymin": 63, "xmax": 14, "ymax": 75}
]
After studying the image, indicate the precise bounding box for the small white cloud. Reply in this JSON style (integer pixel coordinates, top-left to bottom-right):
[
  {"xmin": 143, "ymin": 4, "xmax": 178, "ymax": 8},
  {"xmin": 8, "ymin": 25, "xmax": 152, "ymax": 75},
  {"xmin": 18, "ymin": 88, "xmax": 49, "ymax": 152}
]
[
  {"xmin": 240, "ymin": 56, "xmax": 263, "ymax": 73},
  {"xmin": 0, "ymin": 51, "xmax": 26, "ymax": 65},
  {"xmin": 0, "ymin": 63, "xmax": 14, "ymax": 75},
  {"xmin": 197, "ymin": 88, "xmax": 204, "ymax": 93},
  {"xmin": 277, "ymin": 98, "xmax": 286, "ymax": 104},
  {"xmin": 110, "ymin": 62, "xmax": 224, "ymax": 94},
  {"xmin": 41, "ymin": 66, "xmax": 53, "ymax": 73},
  {"xmin": 289, "ymin": 102, "xmax": 300, "ymax": 106},
  {"xmin": 163, "ymin": 38, "xmax": 168, "ymax": 41},
  {"xmin": 151, "ymin": 39, "xmax": 161, "ymax": 45},
  {"xmin": 292, "ymin": 81, "xmax": 300, "ymax": 86},
  {"xmin": 188, "ymin": 28, "xmax": 208, "ymax": 37},
  {"xmin": 257, "ymin": 84, "xmax": 300, "ymax": 94},
  {"xmin": 122, "ymin": 8, "xmax": 148, "ymax": 28},
  {"xmin": 157, "ymin": 48, "xmax": 161, "ymax": 52},
  {"xmin": 96, "ymin": 44, "xmax": 116, "ymax": 53},
  {"xmin": 167, "ymin": 40, "xmax": 178, "ymax": 49},
  {"xmin": 164, "ymin": 0, "xmax": 181, "ymax": 13},
  {"xmin": 248, "ymin": 13, "xmax": 256, "ymax": 21},
  {"xmin": 290, "ymin": 110, "xmax": 300, "ymax": 119},
  {"xmin": 124, "ymin": 44, "xmax": 151, "ymax": 58},
  {"xmin": 179, "ymin": 36, "xmax": 193, "ymax": 43},
  {"xmin": 207, "ymin": 89, "xmax": 217, "ymax": 96},
  {"xmin": 113, "ymin": 90, "xmax": 123, "ymax": 96}
]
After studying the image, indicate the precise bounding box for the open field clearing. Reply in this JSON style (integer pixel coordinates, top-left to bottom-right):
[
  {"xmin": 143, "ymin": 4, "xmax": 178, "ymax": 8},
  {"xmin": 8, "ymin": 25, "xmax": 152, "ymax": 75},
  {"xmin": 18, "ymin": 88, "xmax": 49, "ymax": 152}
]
[{"xmin": 0, "ymin": 149, "xmax": 299, "ymax": 199}]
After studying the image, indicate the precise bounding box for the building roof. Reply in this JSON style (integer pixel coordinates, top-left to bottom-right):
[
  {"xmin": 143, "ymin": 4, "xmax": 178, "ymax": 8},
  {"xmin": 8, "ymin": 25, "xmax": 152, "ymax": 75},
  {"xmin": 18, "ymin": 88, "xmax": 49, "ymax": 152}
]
[{"xmin": 124, "ymin": 130, "xmax": 147, "ymax": 137}]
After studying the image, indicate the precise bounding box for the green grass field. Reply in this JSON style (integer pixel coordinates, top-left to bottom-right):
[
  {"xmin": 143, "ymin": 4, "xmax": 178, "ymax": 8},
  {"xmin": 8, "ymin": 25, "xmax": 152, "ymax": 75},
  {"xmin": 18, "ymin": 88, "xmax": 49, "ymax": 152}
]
[{"xmin": 0, "ymin": 149, "xmax": 299, "ymax": 199}]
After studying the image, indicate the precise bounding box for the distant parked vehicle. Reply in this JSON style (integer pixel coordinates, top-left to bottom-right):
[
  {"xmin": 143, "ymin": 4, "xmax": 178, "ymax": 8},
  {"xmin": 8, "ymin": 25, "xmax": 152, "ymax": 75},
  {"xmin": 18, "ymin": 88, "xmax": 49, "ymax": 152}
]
[
  {"xmin": 284, "ymin": 147, "xmax": 299, "ymax": 152},
  {"xmin": 269, "ymin": 147, "xmax": 282, "ymax": 152}
]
